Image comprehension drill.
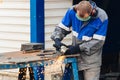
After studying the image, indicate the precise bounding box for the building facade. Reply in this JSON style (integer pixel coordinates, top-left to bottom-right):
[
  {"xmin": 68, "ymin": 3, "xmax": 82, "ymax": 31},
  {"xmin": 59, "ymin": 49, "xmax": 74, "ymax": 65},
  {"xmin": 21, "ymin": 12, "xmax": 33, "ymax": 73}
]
[{"xmin": 0, "ymin": 0, "xmax": 72, "ymax": 53}]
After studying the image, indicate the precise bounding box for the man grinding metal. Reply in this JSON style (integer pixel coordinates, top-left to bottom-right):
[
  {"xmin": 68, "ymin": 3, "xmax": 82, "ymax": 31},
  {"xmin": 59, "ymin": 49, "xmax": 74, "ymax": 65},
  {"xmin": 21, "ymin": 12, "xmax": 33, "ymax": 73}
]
[{"xmin": 51, "ymin": 0, "xmax": 108, "ymax": 80}]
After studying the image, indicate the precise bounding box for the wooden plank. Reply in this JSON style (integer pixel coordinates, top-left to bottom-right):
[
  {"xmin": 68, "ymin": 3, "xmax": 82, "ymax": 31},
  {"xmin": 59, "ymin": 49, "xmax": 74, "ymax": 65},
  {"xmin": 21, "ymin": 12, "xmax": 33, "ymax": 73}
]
[
  {"xmin": 0, "ymin": 50, "xmax": 80, "ymax": 64},
  {"xmin": 0, "ymin": 51, "xmax": 36, "ymax": 63},
  {"xmin": 0, "ymin": 51, "xmax": 53, "ymax": 64}
]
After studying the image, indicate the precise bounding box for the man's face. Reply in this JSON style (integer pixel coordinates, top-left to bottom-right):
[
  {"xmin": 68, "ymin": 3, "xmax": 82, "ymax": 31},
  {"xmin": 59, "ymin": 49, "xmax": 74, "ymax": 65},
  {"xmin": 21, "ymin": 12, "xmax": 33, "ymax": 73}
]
[
  {"xmin": 77, "ymin": 10, "xmax": 90, "ymax": 19},
  {"xmin": 76, "ymin": 10, "xmax": 91, "ymax": 21},
  {"xmin": 76, "ymin": 1, "xmax": 92, "ymax": 21}
]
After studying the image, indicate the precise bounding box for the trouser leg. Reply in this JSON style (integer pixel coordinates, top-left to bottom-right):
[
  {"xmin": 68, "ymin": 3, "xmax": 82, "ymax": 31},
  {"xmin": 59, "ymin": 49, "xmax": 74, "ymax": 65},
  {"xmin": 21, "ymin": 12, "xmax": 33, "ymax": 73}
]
[{"xmin": 84, "ymin": 67, "xmax": 100, "ymax": 80}]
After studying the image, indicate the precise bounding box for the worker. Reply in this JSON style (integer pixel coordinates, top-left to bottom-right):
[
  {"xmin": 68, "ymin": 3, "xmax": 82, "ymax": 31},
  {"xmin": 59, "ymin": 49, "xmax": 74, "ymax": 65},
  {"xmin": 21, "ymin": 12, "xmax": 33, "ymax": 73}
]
[{"xmin": 51, "ymin": 0, "xmax": 108, "ymax": 80}]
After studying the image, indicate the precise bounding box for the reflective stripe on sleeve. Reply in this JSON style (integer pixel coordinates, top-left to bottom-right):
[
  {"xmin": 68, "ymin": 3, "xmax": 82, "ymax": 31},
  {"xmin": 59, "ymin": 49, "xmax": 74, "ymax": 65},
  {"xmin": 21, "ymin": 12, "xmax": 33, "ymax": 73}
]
[
  {"xmin": 58, "ymin": 23, "xmax": 70, "ymax": 31},
  {"xmin": 82, "ymin": 36, "xmax": 92, "ymax": 41},
  {"xmin": 72, "ymin": 31, "xmax": 78, "ymax": 37},
  {"xmin": 93, "ymin": 34, "xmax": 105, "ymax": 40}
]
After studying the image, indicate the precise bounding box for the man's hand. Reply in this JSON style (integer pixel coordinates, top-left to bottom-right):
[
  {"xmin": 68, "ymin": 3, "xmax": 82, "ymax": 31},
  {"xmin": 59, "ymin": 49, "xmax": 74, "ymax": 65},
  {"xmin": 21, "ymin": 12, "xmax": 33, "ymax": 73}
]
[
  {"xmin": 64, "ymin": 45, "xmax": 80, "ymax": 55},
  {"xmin": 53, "ymin": 38, "xmax": 63, "ymax": 51}
]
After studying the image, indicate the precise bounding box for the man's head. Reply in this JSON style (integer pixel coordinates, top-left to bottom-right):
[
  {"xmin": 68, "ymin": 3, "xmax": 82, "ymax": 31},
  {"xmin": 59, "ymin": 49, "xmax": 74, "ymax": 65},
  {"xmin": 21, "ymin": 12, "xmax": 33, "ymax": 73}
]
[{"xmin": 76, "ymin": 1, "xmax": 92, "ymax": 21}]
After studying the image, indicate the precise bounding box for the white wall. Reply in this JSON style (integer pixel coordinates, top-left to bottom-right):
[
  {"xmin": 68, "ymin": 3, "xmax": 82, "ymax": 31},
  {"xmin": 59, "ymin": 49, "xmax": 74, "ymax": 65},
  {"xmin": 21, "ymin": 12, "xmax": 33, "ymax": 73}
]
[
  {"xmin": 0, "ymin": 0, "xmax": 30, "ymax": 53},
  {"xmin": 45, "ymin": 0, "xmax": 72, "ymax": 49},
  {"xmin": 0, "ymin": 0, "xmax": 72, "ymax": 53},
  {"xmin": 0, "ymin": 0, "xmax": 73, "ymax": 75}
]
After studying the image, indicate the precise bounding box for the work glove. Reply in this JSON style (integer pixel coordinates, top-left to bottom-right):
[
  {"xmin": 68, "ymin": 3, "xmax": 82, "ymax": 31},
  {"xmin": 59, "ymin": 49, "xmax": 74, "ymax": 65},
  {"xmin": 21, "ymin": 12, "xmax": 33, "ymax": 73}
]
[
  {"xmin": 64, "ymin": 45, "xmax": 80, "ymax": 55},
  {"xmin": 53, "ymin": 38, "xmax": 63, "ymax": 51}
]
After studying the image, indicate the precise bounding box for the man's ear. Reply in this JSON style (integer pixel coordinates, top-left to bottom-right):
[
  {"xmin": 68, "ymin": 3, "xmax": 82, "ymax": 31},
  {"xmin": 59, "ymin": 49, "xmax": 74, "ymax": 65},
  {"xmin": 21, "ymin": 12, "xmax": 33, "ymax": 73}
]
[{"xmin": 90, "ymin": 8, "xmax": 98, "ymax": 17}]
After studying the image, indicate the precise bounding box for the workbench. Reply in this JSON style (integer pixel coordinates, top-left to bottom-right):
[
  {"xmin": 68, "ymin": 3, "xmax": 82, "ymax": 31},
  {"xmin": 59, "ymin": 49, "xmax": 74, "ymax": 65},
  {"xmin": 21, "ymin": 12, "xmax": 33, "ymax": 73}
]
[{"xmin": 0, "ymin": 51, "xmax": 80, "ymax": 80}]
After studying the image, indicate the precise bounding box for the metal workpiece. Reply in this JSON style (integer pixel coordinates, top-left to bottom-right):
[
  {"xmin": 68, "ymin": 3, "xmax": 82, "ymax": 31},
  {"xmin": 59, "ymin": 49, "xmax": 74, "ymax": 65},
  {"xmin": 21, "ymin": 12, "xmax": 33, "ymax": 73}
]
[{"xmin": 21, "ymin": 43, "xmax": 44, "ymax": 53}]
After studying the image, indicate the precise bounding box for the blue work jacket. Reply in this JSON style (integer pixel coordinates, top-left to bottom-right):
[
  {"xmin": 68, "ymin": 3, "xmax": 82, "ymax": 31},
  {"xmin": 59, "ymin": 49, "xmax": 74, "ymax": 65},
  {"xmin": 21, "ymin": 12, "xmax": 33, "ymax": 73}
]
[
  {"xmin": 51, "ymin": 6, "xmax": 108, "ymax": 70},
  {"xmin": 58, "ymin": 7, "xmax": 108, "ymax": 41}
]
